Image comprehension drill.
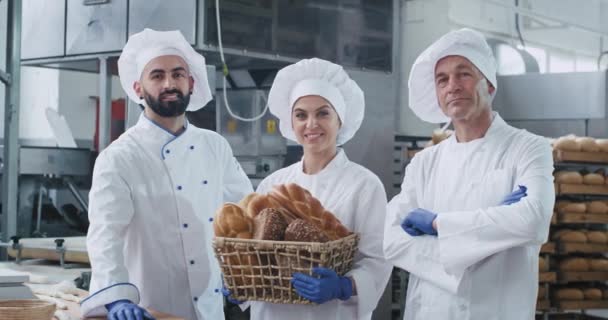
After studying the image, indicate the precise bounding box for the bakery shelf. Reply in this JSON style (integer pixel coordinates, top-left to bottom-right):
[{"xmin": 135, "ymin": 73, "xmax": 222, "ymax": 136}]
[
  {"xmin": 558, "ymin": 242, "xmax": 608, "ymax": 254},
  {"xmin": 540, "ymin": 272, "xmax": 557, "ymax": 283},
  {"xmin": 556, "ymin": 300, "xmax": 608, "ymax": 310},
  {"xmin": 556, "ymin": 184, "xmax": 608, "ymax": 196},
  {"xmin": 558, "ymin": 272, "xmax": 608, "ymax": 282},
  {"xmin": 558, "ymin": 213, "xmax": 608, "ymax": 224},
  {"xmin": 536, "ymin": 299, "xmax": 551, "ymax": 310},
  {"xmin": 554, "ymin": 150, "xmax": 608, "ymax": 165}
]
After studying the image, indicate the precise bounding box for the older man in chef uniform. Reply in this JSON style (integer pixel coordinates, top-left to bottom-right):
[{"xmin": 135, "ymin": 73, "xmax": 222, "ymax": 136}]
[{"xmin": 383, "ymin": 28, "xmax": 555, "ymax": 320}]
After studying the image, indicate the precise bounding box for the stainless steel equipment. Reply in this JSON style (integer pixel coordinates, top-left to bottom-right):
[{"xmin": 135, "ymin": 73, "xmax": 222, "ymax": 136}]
[{"xmin": 216, "ymin": 89, "xmax": 286, "ymax": 186}]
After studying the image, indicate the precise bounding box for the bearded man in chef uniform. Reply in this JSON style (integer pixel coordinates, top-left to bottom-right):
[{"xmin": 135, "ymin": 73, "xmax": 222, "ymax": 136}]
[
  {"xmin": 80, "ymin": 29, "xmax": 253, "ymax": 320},
  {"xmin": 383, "ymin": 28, "xmax": 555, "ymax": 320}
]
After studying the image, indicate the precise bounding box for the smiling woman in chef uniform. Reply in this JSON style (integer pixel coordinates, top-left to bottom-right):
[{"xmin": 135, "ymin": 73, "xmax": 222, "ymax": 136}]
[{"xmin": 231, "ymin": 58, "xmax": 392, "ymax": 320}]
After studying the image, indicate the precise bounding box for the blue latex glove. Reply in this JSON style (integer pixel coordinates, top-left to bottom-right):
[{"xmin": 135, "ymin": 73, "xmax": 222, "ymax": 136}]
[
  {"xmin": 105, "ymin": 300, "xmax": 155, "ymax": 320},
  {"xmin": 221, "ymin": 286, "xmax": 244, "ymax": 305},
  {"xmin": 500, "ymin": 185, "xmax": 527, "ymax": 206},
  {"xmin": 401, "ymin": 208, "xmax": 438, "ymax": 236},
  {"xmin": 291, "ymin": 267, "xmax": 353, "ymax": 304}
]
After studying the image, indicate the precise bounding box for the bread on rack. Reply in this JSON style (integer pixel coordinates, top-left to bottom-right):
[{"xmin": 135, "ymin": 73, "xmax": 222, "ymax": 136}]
[
  {"xmin": 555, "ymin": 288, "xmax": 584, "ymax": 300},
  {"xmin": 583, "ymin": 288, "xmax": 603, "ymax": 300},
  {"xmin": 555, "ymin": 171, "xmax": 584, "ymax": 185},
  {"xmin": 553, "ymin": 135, "xmax": 580, "ymax": 151},
  {"xmin": 539, "ymin": 256, "xmax": 549, "ymax": 272},
  {"xmin": 576, "ymin": 137, "xmax": 600, "ymax": 152},
  {"xmin": 586, "ymin": 231, "xmax": 608, "ymax": 244},
  {"xmin": 552, "ymin": 230, "xmax": 587, "ymax": 243},
  {"xmin": 555, "ymin": 201, "xmax": 587, "ymax": 213},
  {"xmin": 559, "ymin": 258, "xmax": 590, "ymax": 272},
  {"xmin": 589, "ymin": 259, "xmax": 608, "ymax": 271},
  {"xmin": 596, "ymin": 139, "xmax": 608, "ymax": 153},
  {"xmin": 583, "ymin": 173, "xmax": 605, "ymax": 185},
  {"xmin": 587, "ymin": 201, "xmax": 608, "ymax": 214}
]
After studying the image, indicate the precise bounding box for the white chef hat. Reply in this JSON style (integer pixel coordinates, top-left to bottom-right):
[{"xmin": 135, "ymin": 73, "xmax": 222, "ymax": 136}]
[
  {"xmin": 408, "ymin": 28, "xmax": 497, "ymax": 123},
  {"xmin": 118, "ymin": 28, "xmax": 212, "ymax": 111},
  {"xmin": 268, "ymin": 58, "xmax": 365, "ymax": 146}
]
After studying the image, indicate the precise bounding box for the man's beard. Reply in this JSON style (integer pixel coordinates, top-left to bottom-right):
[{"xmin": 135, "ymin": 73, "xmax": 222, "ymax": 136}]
[{"xmin": 143, "ymin": 88, "xmax": 191, "ymax": 117}]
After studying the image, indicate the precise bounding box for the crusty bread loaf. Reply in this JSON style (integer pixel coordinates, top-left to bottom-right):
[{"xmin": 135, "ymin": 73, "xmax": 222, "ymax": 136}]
[
  {"xmin": 555, "ymin": 171, "xmax": 584, "ymax": 184},
  {"xmin": 584, "ymin": 288, "xmax": 603, "ymax": 300},
  {"xmin": 589, "ymin": 259, "xmax": 608, "ymax": 271},
  {"xmin": 555, "ymin": 288, "xmax": 584, "ymax": 300},
  {"xmin": 553, "ymin": 230, "xmax": 587, "ymax": 243},
  {"xmin": 213, "ymin": 203, "xmax": 253, "ymax": 239},
  {"xmin": 587, "ymin": 201, "xmax": 608, "ymax": 214},
  {"xmin": 559, "ymin": 258, "xmax": 590, "ymax": 272},
  {"xmin": 584, "ymin": 173, "xmax": 605, "ymax": 185},
  {"xmin": 586, "ymin": 231, "xmax": 608, "ymax": 244},
  {"xmin": 269, "ymin": 183, "xmax": 351, "ymax": 240},
  {"xmin": 556, "ymin": 201, "xmax": 587, "ymax": 213},
  {"xmin": 554, "ymin": 136, "xmax": 581, "ymax": 151},
  {"xmin": 596, "ymin": 139, "xmax": 608, "ymax": 153},
  {"xmin": 539, "ymin": 257, "xmax": 549, "ymax": 272},
  {"xmin": 253, "ymin": 208, "xmax": 288, "ymax": 241},
  {"xmin": 239, "ymin": 193, "xmax": 259, "ymax": 210},
  {"xmin": 284, "ymin": 219, "xmax": 329, "ymax": 243},
  {"xmin": 577, "ymin": 137, "xmax": 600, "ymax": 152}
]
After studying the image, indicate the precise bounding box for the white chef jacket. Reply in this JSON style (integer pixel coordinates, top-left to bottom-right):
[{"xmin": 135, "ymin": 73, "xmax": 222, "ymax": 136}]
[
  {"xmin": 246, "ymin": 149, "xmax": 392, "ymax": 320},
  {"xmin": 81, "ymin": 113, "xmax": 253, "ymax": 320},
  {"xmin": 384, "ymin": 113, "xmax": 555, "ymax": 320}
]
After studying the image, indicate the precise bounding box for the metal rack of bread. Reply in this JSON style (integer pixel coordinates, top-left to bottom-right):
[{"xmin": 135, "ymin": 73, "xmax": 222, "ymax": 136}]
[
  {"xmin": 539, "ymin": 135, "xmax": 608, "ymax": 318},
  {"xmin": 212, "ymin": 183, "xmax": 359, "ymax": 304}
]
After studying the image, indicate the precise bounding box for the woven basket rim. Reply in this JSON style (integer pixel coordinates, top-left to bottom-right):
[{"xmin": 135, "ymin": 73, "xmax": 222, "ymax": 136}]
[{"xmin": 213, "ymin": 232, "xmax": 358, "ymax": 246}]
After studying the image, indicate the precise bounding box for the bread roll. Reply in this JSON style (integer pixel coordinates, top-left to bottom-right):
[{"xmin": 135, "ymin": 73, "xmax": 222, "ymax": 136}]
[
  {"xmin": 213, "ymin": 203, "xmax": 253, "ymax": 239},
  {"xmin": 590, "ymin": 259, "xmax": 608, "ymax": 271},
  {"xmin": 596, "ymin": 139, "xmax": 608, "ymax": 153},
  {"xmin": 554, "ymin": 136, "xmax": 581, "ymax": 151},
  {"xmin": 253, "ymin": 208, "xmax": 288, "ymax": 240},
  {"xmin": 539, "ymin": 257, "xmax": 549, "ymax": 272},
  {"xmin": 553, "ymin": 230, "xmax": 587, "ymax": 243},
  {"xmin": 584, "ymin": 173, "xmax": 605, "ymax": 185},
  {"xmin": 284, "ymin": 219, "xmax": 329, "ymax": 243},
  {"xmin": 587, "ymin": 201, "xmax": 608, "ymax": 214},
  {"xmin": 556, "ymin": 201, "xmax": 587, "ymax": 213},
  {"xmin": 555, "ymin": 288, "xmax": 584, "ymax": 300},
  {"xmin": 586, "ymin": 231, "xmax": 608, "ymax": 244},
  {"xmin": 559, "ymin": 258, "xmax": 589, "ymax": 272},
  {"xmin": 555, "ymin": 171, "xmax": 584, "ymax": 184},
  {"xmin": 584, "ymin": 288, "xmax": 603, "ymax": 300},
  {"xmin": 577, "ymin": 137, "xmax": 600, "ymax": 152}
]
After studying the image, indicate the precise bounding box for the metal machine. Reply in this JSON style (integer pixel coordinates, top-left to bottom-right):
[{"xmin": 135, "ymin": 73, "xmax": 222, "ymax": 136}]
[{"xmin": 216, "ymin": 89, "xmax": 286, "ymax": 186}]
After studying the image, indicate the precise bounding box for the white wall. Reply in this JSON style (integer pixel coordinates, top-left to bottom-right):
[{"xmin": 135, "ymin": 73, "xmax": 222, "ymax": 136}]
[{"xmin": 19, "ymin": 66, "xmax": 60, "ymax": 142}]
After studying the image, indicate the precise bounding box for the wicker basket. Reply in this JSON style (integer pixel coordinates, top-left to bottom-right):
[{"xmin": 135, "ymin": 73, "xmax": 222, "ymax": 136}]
[
  {"xmin": 0, "ymin": 299, "xmax": 56, "ymax": 320},
  {"xmin": 213, "ymin": 233, "xmax": 359, "ymax": 304}
]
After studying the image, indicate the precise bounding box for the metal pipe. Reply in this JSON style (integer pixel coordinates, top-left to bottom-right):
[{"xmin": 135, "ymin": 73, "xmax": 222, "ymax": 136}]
[
  {"xmin": 35, "ymin": 184, "xmax": 44, "ymax": 235},
  {"xmin": 487, "ymin": 0, "xmax": 608, "ymax": 38},
  {"xmin": 64, "ymin": 178, "xmax": 89, "ymax": 211},
  {"xmin": 98, "ymin": 56, "xmax": 111, "ymax": 151},
  {"xmin": 1, "ymin": 0, "xmax": 22, "ymax": 259}
]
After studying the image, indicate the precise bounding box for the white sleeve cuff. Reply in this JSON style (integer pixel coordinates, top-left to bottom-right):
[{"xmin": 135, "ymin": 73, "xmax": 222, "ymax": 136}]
[{"xmin": 80, "ymin": 283, "xmax": 140, "ymax": 317}]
